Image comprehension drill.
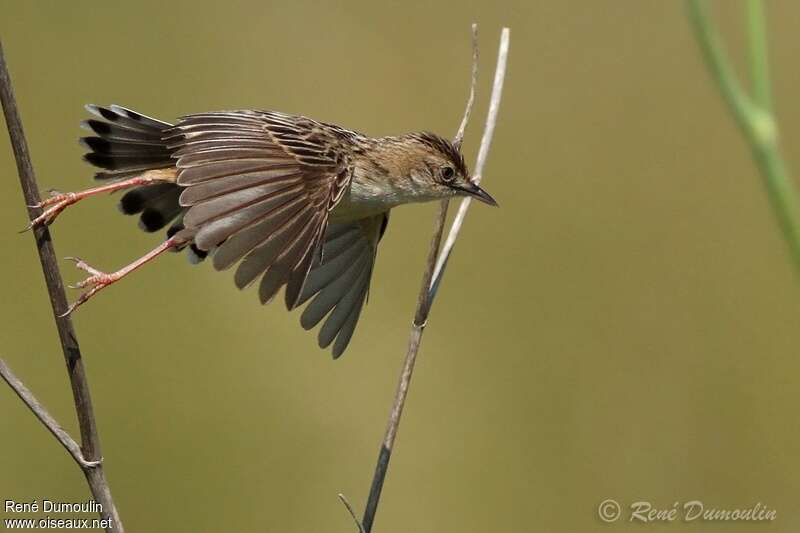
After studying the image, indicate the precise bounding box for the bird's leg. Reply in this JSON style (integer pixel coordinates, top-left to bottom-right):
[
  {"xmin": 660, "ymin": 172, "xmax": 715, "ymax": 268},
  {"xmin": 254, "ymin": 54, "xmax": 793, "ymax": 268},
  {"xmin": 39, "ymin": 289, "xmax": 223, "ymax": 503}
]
[
  {"xmin": 25, "ymin": 169, "xmax": 176, "ymax": 230},
  {"xmin": 62, "ymin": 236, "xmax": 185, "ymax": 316}
]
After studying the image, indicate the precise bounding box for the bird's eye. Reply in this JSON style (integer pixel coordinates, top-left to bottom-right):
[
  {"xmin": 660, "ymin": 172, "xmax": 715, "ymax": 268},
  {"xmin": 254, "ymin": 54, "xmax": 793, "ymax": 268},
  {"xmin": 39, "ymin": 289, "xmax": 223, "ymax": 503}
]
[{"xmin": 441, "ymin": 166, "xmax": 455, "ymax": 181}]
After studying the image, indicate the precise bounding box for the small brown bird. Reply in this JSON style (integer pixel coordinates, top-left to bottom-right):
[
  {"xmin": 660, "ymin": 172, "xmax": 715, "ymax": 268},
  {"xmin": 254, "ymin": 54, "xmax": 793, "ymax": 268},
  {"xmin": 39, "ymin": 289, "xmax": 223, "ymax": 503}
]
[{"xmin": 30, "ymin": 105, "xmax": 497, "ymax": 357}]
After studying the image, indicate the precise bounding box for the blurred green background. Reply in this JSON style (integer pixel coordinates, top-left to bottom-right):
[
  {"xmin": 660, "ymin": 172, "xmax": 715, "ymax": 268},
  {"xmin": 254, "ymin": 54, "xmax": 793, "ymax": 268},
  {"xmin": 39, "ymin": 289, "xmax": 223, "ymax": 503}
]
[{"xmin": 2, "ymin": 1, "xmax": 799, "ymax": 531}]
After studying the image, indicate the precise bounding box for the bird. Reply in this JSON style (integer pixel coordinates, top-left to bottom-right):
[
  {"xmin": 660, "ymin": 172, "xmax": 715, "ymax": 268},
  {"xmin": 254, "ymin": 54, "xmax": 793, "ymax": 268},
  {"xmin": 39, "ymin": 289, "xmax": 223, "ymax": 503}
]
[{"xmin": 28, "ymin": 104, "xmax": 497, "ymax": 357}]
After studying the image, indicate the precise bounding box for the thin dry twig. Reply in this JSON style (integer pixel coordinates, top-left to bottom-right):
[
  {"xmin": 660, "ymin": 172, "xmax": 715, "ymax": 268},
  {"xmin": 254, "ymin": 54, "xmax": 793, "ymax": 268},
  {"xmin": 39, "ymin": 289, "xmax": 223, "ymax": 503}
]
[
  {"xmin": 0, "ymin": 358, "xmax": 98, "ymax": 467},
  {"xmin": 358, "ymin": 25, "xmax": 510, "ymax": 533},
  {"xmin": 0, "ymin": 39, "xmax": 123, "ymax": 532},
  {"xmin": 338, "ymin": 493, "xmax": 366, "ymax": 533},
  {"xmin": 431, "ymin": 27, "xmax": 510, "ymax": 299},
  {"xmin": 453, "ymin": 24, "xmax": 480, "ymax": 150}
]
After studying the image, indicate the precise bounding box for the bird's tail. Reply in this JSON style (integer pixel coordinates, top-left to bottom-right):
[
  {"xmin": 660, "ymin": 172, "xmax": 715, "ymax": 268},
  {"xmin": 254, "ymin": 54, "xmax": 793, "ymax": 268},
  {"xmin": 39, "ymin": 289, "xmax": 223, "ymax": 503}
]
[{"xmin": 80, "ymin": 104, "xmax": 185, "ymax": 235}]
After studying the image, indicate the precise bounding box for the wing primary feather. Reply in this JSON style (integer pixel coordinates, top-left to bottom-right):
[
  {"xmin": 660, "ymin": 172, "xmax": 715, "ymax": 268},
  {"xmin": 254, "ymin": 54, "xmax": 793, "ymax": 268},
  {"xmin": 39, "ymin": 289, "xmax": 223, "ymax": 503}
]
[
  {"xmin": 284, "ymin": 217, "xmax": 327, "ymax": 309},
  {"xmin": 319, "ymin": 228, "xmax": 362, "ymax": 261},
  {"xmin": 177, "ymin": 159, "xmax": 295, "ymax": 183},
  {"xmin": 324, "ymin": 223, "xmax": 359, "ymax": 241},
  {"xmin": 331, "ymin": 285, "xmax": 368, "ymax": 358},
  {"xmin": 178, "ymin": 150, "xmax": 288, "ymax": 168},
  {"xmin": 257, "ymin": 212, "xmax": 323, "ymax": 304},
  {"xmin": 299, "ymin": 255, "xmax": 369, "ymax": 330},
  {"xmin": 296, "ymin": 237, "xmax": 366, "ymax": 306},
  {"xmin": 213, "ymin": 196, "xmax": 308, "ymax": 270},
  {"xmin": 172, "ymin": 139, "xmax": 275, "ymax": 156},
  {"xmin": 180, "ymin": 172, "xmax": 302, "ymax": 206},
  {"xmin": 318, "ymin": 265, "xmax": 371, "ymax": 349},
  {"xmin": 231, "ymin": 205, "xmax": 313, "ymax": 287},
  {"xmin": 185, "ymin": 181, "xmax": 302, "ymax": 229}
]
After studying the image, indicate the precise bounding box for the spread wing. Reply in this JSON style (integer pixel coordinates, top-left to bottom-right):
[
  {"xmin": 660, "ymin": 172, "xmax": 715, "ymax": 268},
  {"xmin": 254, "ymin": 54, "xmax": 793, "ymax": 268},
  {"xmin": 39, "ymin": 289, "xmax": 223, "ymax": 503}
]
[
  {"xmin": 165, "ymin": 111, "xmax": 355, "ymax": 307},
  {"xmin": 297, "ymin": 214, "xmax": 388, "ymax": 358}
]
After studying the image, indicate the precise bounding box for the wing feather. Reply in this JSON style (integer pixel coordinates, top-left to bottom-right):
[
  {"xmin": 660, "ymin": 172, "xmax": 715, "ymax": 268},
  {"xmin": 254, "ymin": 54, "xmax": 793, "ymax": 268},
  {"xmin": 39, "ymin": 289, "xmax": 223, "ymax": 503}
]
[
  {"xmin": 232, "ymin": 204, "xmax": 314, "ymax": 288},
  {"xmin": 172, "ymin": 139, "xmax": 277, "ymax": 156},
  {"xmin": 331, "ymin": 295, "xmax": 367, "ymax": 358},
  {"xmin": 212, "ymin": 195, "xmax": 308, "ymax": 270},
  {"xmin": 178, "ymin": 159, "xmax": 296, "ymax": 184},
  {"xmin": 259, "ymin": 212, "xmax": 323, "ymax": 304},
  {"xmin": 184, "ymin": 179, "xmax": 303, "ymax": 226},
  {"xmin": 179, "ymin": 171, "xmax": 303, "ymax": 205},
  {"xmin": 300, "ymin": 255, "xmax": 370, "ymax": 330},
  {"xmin": 193, "ymin": 187, "xmax": 305, "ymax": 251},
  {"xmin": 296, "ymin": 213, "xmax": 388, "ymax": 356},
  {"xmin": 318, "ymin": 265, "xmax": 371, "ymax": 348},
  {"xmin": 168, "ymin": 109, "xmax": 374, "ymax": 356},
  {"xmin": 296, "ymin": 232, "xmax": 366, "ymax": 305}
]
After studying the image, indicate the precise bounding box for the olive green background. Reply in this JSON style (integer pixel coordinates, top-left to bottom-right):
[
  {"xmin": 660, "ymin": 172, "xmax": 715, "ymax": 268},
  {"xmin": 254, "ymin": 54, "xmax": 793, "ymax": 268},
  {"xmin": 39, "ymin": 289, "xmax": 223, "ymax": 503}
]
[{"xmin": 1, "ymin": 1, "xmax": 799, "ymax": 532}]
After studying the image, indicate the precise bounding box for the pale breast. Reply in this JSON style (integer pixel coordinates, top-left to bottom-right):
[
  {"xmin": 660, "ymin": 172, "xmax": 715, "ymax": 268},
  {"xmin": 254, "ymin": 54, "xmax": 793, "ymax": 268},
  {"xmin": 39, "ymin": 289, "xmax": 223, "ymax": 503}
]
[{"xmin": 330, "ymin": 177, "xmax": 400, "ymax": 222}]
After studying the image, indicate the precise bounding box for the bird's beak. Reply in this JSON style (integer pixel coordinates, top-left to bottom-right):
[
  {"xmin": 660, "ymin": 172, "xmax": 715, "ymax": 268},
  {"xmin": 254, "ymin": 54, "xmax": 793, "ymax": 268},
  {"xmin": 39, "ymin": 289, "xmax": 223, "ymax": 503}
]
[{"xmin": 457, "ymin": 181, "xmax": 498, "ymax": 206}]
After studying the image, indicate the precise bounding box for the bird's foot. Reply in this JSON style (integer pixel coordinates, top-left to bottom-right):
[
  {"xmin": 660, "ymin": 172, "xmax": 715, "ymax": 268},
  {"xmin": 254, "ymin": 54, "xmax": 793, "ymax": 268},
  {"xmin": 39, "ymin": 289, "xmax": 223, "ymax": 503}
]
[
  {"xmin": 23, "ymin": 191, "xmax": 80, "ymax": 231},
  {"xmin": 58, "ymin": 238, "xmax": 181, "ymax": 317},
  {"xmin": 61, "ymin": 257, "xmax": 121, "ymax": 316}
]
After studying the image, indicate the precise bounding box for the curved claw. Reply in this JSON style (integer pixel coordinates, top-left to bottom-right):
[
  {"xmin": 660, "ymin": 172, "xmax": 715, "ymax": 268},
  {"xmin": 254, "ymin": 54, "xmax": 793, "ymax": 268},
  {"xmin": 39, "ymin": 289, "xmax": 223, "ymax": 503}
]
[
  {"xmin": 26, "ymin": 191, "xmax": 61, "ymax": 208},
  {"xmin": 58, "ymin": 303, "xmax": 78, "ymax": 318},
  {"xmin": 62, "ymin": 258, "xmax": 117, "ymax": 314},
  {"xmin": 25, "ymin": 192, "xmax": 79, "ymax": 231},
  {"xmin": 61, "ymin": 284, "xmax": 104, "ymax": 316}
]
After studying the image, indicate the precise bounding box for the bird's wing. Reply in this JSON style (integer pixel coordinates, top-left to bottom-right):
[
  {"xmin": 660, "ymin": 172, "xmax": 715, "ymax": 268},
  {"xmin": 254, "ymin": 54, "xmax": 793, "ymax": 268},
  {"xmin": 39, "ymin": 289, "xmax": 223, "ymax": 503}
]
[
  {"xmin": 165, "ymin": 110, "xmax": 355, "ymax": 308},
  {"xmin": 296, "ymin": 213, "xmax": 389, "ymax": 358}
]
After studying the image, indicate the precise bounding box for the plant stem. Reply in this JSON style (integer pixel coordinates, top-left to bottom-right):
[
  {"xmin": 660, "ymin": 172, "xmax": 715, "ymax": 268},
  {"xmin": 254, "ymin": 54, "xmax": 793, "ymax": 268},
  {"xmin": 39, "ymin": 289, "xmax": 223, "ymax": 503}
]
[
  {"xmin": 687, "ymin": 0, "xmax": 800, "ymax": 273},
  {"xmin": 0, "ymin": 39, "xmax": 124, "ymax": 532},
  {"xmin": 358, "ymin": 26, "xmax": 510, "ymax": 533},
  {"xmin": 746, "ymin": 0, "xmax": 771, "ymax": 112}
]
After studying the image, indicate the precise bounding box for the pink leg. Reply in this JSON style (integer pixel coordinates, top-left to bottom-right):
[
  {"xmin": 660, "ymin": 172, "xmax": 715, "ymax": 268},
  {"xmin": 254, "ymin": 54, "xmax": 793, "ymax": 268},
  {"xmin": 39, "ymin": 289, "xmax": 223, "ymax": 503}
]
[
  {"xmin": 26, "ymin": 170, "xmax": 175, "ymax": 230},
  {"xmin": 62, "ymin": 236, "xmax": 184, "ymax": 316}
]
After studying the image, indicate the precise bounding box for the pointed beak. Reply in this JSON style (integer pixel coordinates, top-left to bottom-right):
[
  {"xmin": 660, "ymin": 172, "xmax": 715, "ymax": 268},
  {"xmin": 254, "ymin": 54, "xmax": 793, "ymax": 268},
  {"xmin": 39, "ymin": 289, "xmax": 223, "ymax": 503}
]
[{"xmin": 458, "ymin": 181, "xmax": 498, "ymax": 206}]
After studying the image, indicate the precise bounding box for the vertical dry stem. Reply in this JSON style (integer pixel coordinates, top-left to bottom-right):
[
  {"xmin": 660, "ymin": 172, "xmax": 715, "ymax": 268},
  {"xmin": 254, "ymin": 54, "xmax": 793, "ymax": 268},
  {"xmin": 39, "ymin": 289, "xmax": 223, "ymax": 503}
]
[
  {"xmin": 358, "ymin": 25, "xmax": 510, "ymax": 532},
  {"xmin": 0, "ymin": 39, "xmax": 123, "ymax": 533}
]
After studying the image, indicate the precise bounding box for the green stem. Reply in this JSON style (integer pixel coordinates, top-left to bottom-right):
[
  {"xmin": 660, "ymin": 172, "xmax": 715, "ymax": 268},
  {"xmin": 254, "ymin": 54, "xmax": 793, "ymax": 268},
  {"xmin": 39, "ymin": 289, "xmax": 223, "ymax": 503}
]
[
  {"xmin": 687, "ymin": 0, "xmax": 800, "ymax": 273},
  {"xmin": 746, "ymin": 0, "xmax": 772, "ymax": 112},
  {"xmin": 687, "ymin": 1, "xmax": 756, "ymax": 134}
]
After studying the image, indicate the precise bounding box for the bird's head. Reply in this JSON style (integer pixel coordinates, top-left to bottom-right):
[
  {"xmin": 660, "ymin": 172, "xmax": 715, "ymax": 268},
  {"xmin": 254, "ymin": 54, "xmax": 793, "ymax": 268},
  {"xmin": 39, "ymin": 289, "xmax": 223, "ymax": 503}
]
[{"xmin": 373, "ymin": 132, "xmax": 498, "ymax": 206}]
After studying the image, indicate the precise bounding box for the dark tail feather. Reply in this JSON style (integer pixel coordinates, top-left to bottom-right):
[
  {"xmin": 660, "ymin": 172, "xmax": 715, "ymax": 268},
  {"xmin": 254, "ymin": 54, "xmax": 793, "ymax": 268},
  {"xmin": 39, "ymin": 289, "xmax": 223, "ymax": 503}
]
[
  {"xmin": 81, "ymin": 104, "xmax": 173, "ymax": 180},
  {"xmin": 81, "ymin": 104, "xmax": 189, "ymax": 241},
  {"xmin": 117, "ymin": 183, "xmax": 183, "ymax": 232}
]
